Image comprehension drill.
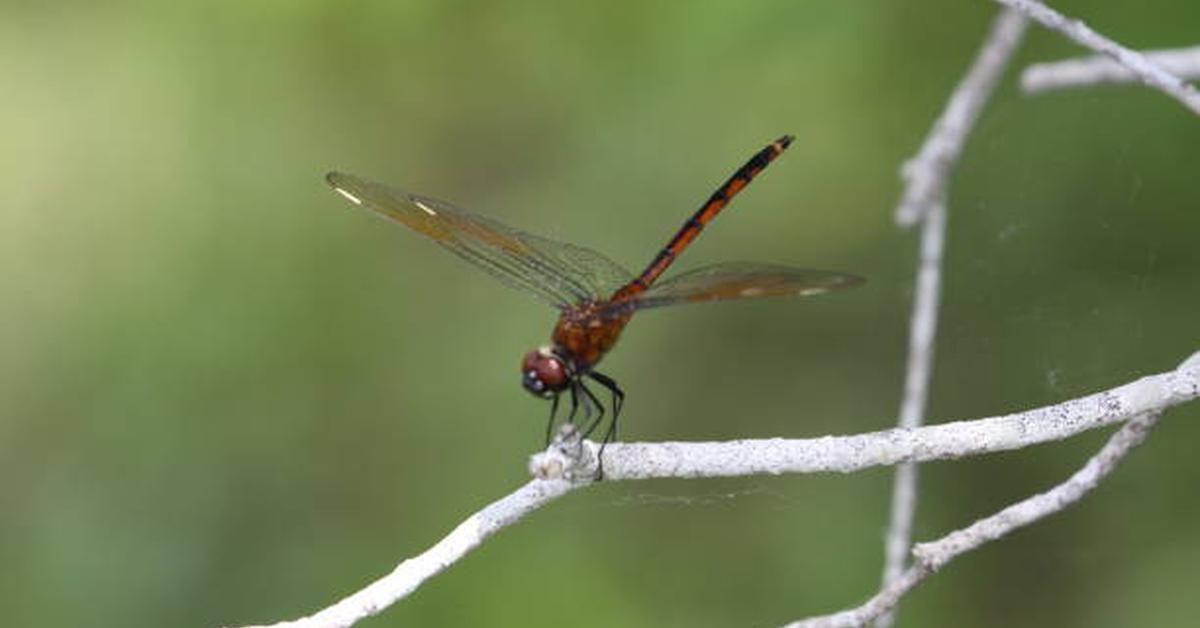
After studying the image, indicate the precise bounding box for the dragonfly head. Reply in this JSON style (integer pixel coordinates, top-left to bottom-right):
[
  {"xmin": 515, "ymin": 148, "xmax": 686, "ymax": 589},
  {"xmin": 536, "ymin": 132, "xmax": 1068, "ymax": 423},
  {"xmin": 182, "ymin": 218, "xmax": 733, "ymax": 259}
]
[{"xmin": 521, "ymin": 346, "xmax": 570, "ymax": 398}]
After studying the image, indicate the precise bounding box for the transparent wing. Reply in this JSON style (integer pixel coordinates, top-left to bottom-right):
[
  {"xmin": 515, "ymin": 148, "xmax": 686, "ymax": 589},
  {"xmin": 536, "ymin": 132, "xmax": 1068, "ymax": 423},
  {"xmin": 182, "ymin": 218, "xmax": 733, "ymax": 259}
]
[
  {"xmin": 607, "ymin": 261, "xmax": 864, "ymax": 314},
  {"xmin": 327, "ymin": 172, "xmax": 634, "ymax": 308}
]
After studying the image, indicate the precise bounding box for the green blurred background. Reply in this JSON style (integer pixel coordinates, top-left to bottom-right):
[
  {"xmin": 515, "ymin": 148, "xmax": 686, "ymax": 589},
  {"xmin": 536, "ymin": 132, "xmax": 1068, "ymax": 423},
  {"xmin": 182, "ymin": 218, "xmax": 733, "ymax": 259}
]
[{"xmin": 2, "ymin": 1, "xmax": 1198, "ymax": 626}]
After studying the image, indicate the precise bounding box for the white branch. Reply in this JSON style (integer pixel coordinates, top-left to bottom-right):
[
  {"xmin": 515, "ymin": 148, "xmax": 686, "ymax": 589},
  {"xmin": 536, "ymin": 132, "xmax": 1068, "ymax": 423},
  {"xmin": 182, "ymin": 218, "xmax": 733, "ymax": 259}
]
[
  {"xmin": 229, "ymin": 480, "xmax": 575, "ymax": 628},
  {"xmin": 1022, "ymin": 45, "xmax": 1200, "ymax": 93},
  {"xmin": 555, "ymin": 360, "xmax": 1196, "ymax": 481},
  {"xmin": 878, "ymin": 10, "xmax": 1031, "ymax": 626},
  {"xmin": 914, "ymin": 410, "xmax": 1157, "ymax": 569},
  {"xmin": 228, "ymin": 358, "xmax": 1199, "ymax": 628},
  {"xmin": 802, "ymin": 5, "xmax": 1200, "ymax": 626},
  {"xmin": 893, "ymin": 9, "xmax": 1027, "ymax": 227},
  {"xmin": 995, "ymin": 0, "xmax": 1200, "ymax": 115},
  {"xmin": 876, "ymin": 201, "xmax": 948, "ymax": 628},
  {"xmin": 879, "ymin": 13, "xmax": 1037, "ymax": 623},
  {"xmin": 786, "ymin": 409, "xmax": 1164, "ymax": 628},
  {"xmin": 227, "ymin": 8, "xmax": 1200, "ymax": 628},
  {"xmin": 786, "ymin": 352, "xmax": 1200, "ymax": 628},
  {"xmin": 834, "ymin": 4, "xmax": 1200, "ymax": 626}
]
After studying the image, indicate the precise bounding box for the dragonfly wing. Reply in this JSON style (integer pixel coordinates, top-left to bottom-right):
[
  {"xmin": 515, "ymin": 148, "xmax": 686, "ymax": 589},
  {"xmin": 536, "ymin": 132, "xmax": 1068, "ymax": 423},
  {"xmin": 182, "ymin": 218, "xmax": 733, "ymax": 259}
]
[
  {"xmin": 609, "ymin": 261, "xmax": 864, "ymax": 314},
  {"xmin": 513, "ymin": 231, "xmax": 636, "ymax": 302},
  {"xmin": 327, "ymin": 172, "xmax": 633, "ymax": 308}
]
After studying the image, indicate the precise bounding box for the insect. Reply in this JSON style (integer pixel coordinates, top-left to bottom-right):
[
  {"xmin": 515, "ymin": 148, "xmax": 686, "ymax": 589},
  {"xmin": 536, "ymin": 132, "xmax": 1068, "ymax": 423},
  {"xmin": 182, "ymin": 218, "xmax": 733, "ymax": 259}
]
[{"xmin": 326, "ymin": 136, "xmax": 863, "ymax": 473}]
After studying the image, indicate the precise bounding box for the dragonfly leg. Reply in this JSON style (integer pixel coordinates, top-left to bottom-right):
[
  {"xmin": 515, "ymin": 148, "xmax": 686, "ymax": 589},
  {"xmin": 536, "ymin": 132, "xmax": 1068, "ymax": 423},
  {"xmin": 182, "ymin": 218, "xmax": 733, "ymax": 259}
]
[
  {"xmin": 585, "ymin": 371, "xmax": 625, "ymax": 480},
  {"xmin": 590, "ymin": 374, "xmax": 624, "ymax": 440},
  {"xmin": 543, "ymin": 392, "xmax": 561, "ymax": 446},
  {"xmin": 577, "ymin": 378, "xmax": 598, "ymax": 427},
  {"xmin": 587, "ymin": 371, "xmax": 624, "ymax": 439},
  {"xmin": 579, "ymin": 380, "xmax": 606, "ymax": 440},
  {"xmin": 565, "ymin": 382, "xmax": 580, "ymax": 425},
  {"xmin": 575, "ymin": 380, "xmax": 608, "ymax": 479}
]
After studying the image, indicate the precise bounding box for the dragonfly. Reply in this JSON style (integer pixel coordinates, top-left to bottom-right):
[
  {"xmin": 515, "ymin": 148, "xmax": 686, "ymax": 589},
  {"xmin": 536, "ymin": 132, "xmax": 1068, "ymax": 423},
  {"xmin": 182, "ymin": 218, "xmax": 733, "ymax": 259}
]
[{"xmin": 326, "ymin": 136, "xmax": 863, "ymax": 473}]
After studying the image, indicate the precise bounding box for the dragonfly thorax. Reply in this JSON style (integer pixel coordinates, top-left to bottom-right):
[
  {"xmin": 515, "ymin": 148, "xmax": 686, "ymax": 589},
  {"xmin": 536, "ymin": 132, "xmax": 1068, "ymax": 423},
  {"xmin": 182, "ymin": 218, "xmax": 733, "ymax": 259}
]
[{"xmin": 551, "ymin": 302, "xmax": 633, "ymax": 372}]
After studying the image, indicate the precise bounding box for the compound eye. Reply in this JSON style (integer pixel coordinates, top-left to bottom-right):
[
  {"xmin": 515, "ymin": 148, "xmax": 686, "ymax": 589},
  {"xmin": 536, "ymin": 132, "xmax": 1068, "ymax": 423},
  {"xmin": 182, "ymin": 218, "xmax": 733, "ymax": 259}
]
[
  {"xmin": 521, "ymin": 349, "xmax": 568, "ymax": 396},
  {"xmin": 523, "ymin": 369, "xmax": 547, "ymax": 395}
]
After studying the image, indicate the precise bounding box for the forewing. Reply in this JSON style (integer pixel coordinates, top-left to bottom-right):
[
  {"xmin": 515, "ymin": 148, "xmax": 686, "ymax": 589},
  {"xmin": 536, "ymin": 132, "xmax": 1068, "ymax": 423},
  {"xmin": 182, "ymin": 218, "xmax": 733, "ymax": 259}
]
[
  {"xmin": 327, "ymin": 172, "xmax": 633, "ymax": 307},
  {"xmin": 513, "ymin": 231, "xmax": 636, "ymax": 302},
  {"xmin": 610, "ymin": 261, "xmax": 864, "ymax": 314}
]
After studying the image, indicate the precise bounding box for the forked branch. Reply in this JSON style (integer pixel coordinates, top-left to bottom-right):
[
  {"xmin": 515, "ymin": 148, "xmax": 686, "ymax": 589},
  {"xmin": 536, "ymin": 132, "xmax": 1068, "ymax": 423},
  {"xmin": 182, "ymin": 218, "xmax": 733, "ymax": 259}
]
[
  {"xmin": 786, "ymin": 410, "xmax": 1164, "ymax": 628},
  {"xmin": 228, "ymin": 5, "xmax": 1200, "ymax": 627},
  {"xmin": 1022, "ymin": 46, "xmax": 1200, "ymax": 93},
  {"xmin": 995, "ymin": 0, "xmax": 1200, "ymax": 114},
  {"xmin": 893, "ymin": 10, "xmax": 1028, "ymax": 227},
  {"xmin": 877, "ymin": 10, "xmax": 1028, "ymax": 626},
  {"xmin": 230, "ymin": 357, "xmax": 1199, "ymax": 628},
  {"xmin": 782, "ymin": 352, "xmax": 1200, "ymax": 628}
]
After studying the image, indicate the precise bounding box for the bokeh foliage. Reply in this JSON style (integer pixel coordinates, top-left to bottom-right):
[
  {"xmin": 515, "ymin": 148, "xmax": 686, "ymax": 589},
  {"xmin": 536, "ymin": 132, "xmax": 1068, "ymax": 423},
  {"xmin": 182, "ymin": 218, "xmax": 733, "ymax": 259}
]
[{"xmin": 1, "ymin": 1, "xmax": 1197, "ymax": 626}]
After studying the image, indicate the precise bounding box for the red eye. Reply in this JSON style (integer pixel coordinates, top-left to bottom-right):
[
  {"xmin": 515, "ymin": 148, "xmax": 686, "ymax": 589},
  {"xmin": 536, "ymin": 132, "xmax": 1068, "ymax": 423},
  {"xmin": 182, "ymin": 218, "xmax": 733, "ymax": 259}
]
[{"xmin": 521, "ymin": 349, "xmax": 569, "ymax": 396}]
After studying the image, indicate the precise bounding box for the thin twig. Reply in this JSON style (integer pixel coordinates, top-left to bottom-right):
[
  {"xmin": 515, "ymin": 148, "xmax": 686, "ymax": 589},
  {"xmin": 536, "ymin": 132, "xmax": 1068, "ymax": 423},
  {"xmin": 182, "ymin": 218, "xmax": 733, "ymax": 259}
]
[
  {"xmin": 1023, "ymin": 45, "xmax": 1200, "ymax": 93},
  {"xmin": 228, "ymin": 358, "xmax": 1200, "ymax": 628},
  {"xmin": 894, "ymin": 9, "xmax": 1028, "ymax": 227},
  {"xmin": 878, "ymin": 11, "xmax": 1028, "ymax": 625},
  {"xmin": 787, "ymin": 352, "xmax": 1200, "ymax": 627},
  {"xmin": 875, "ymin": 202, "xmax": 946, "ymax": 628},
  {"xmin": 787, "ymin": 409, "xmax": 1164, "ymax": 628},
  {"xmin": 230, "ymin": 480, "xmax": 575, "ymax": 628},
  {"xmin": 995, "ymin": 0, "xmax": 1200, "ymax": 115},
  {"xmin": 553, "ymin": 362, "xmax": 1196, "ymax": 481}
]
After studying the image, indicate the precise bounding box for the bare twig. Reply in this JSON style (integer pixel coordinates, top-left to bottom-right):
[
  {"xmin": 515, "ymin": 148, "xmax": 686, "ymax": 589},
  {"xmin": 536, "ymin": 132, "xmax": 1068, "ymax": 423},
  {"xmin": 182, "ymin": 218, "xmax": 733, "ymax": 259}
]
[
  {"xmin": 878, "ymin": 11, "xmax": 1028, "ymax": 625},
  {"xmin": 227, "ymin": 7, "xmax": 1200, "ymax": 628},
  {"xmin": 875, "ymin": 202, "xmax": 947, "ymax": 628},
  {"xmin": 894, "ymin": 9, "xmax": 1028, "ymax": 227},
  {"xmin": 995, "ymin": 0, "xmax": 1200, "ymax": 115},
  {"xmin": 786, "ymin": 351, "xmax": 1200, "ymax": 628},
  {"xmin": 1023, "ymin": 45, "xmax": 1200, "ymax": 93},
  {"xmin": 230, "ymin": 479, "xmax": 575, "ymax": 628},
  {"xmin": 786, "ymin": 410, "xmax": 1164, "ymax": 628},
  {"xmin": 229, "ymin": 358, "xmax": 1200, "ymax": 628},
  {"xmin": 875, "ymin": 7, "xmax": 1200, "ymax": 624},
  {"xmin": 914, "ymin": 411, "xmax": 1159, "ymax": 568}
]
